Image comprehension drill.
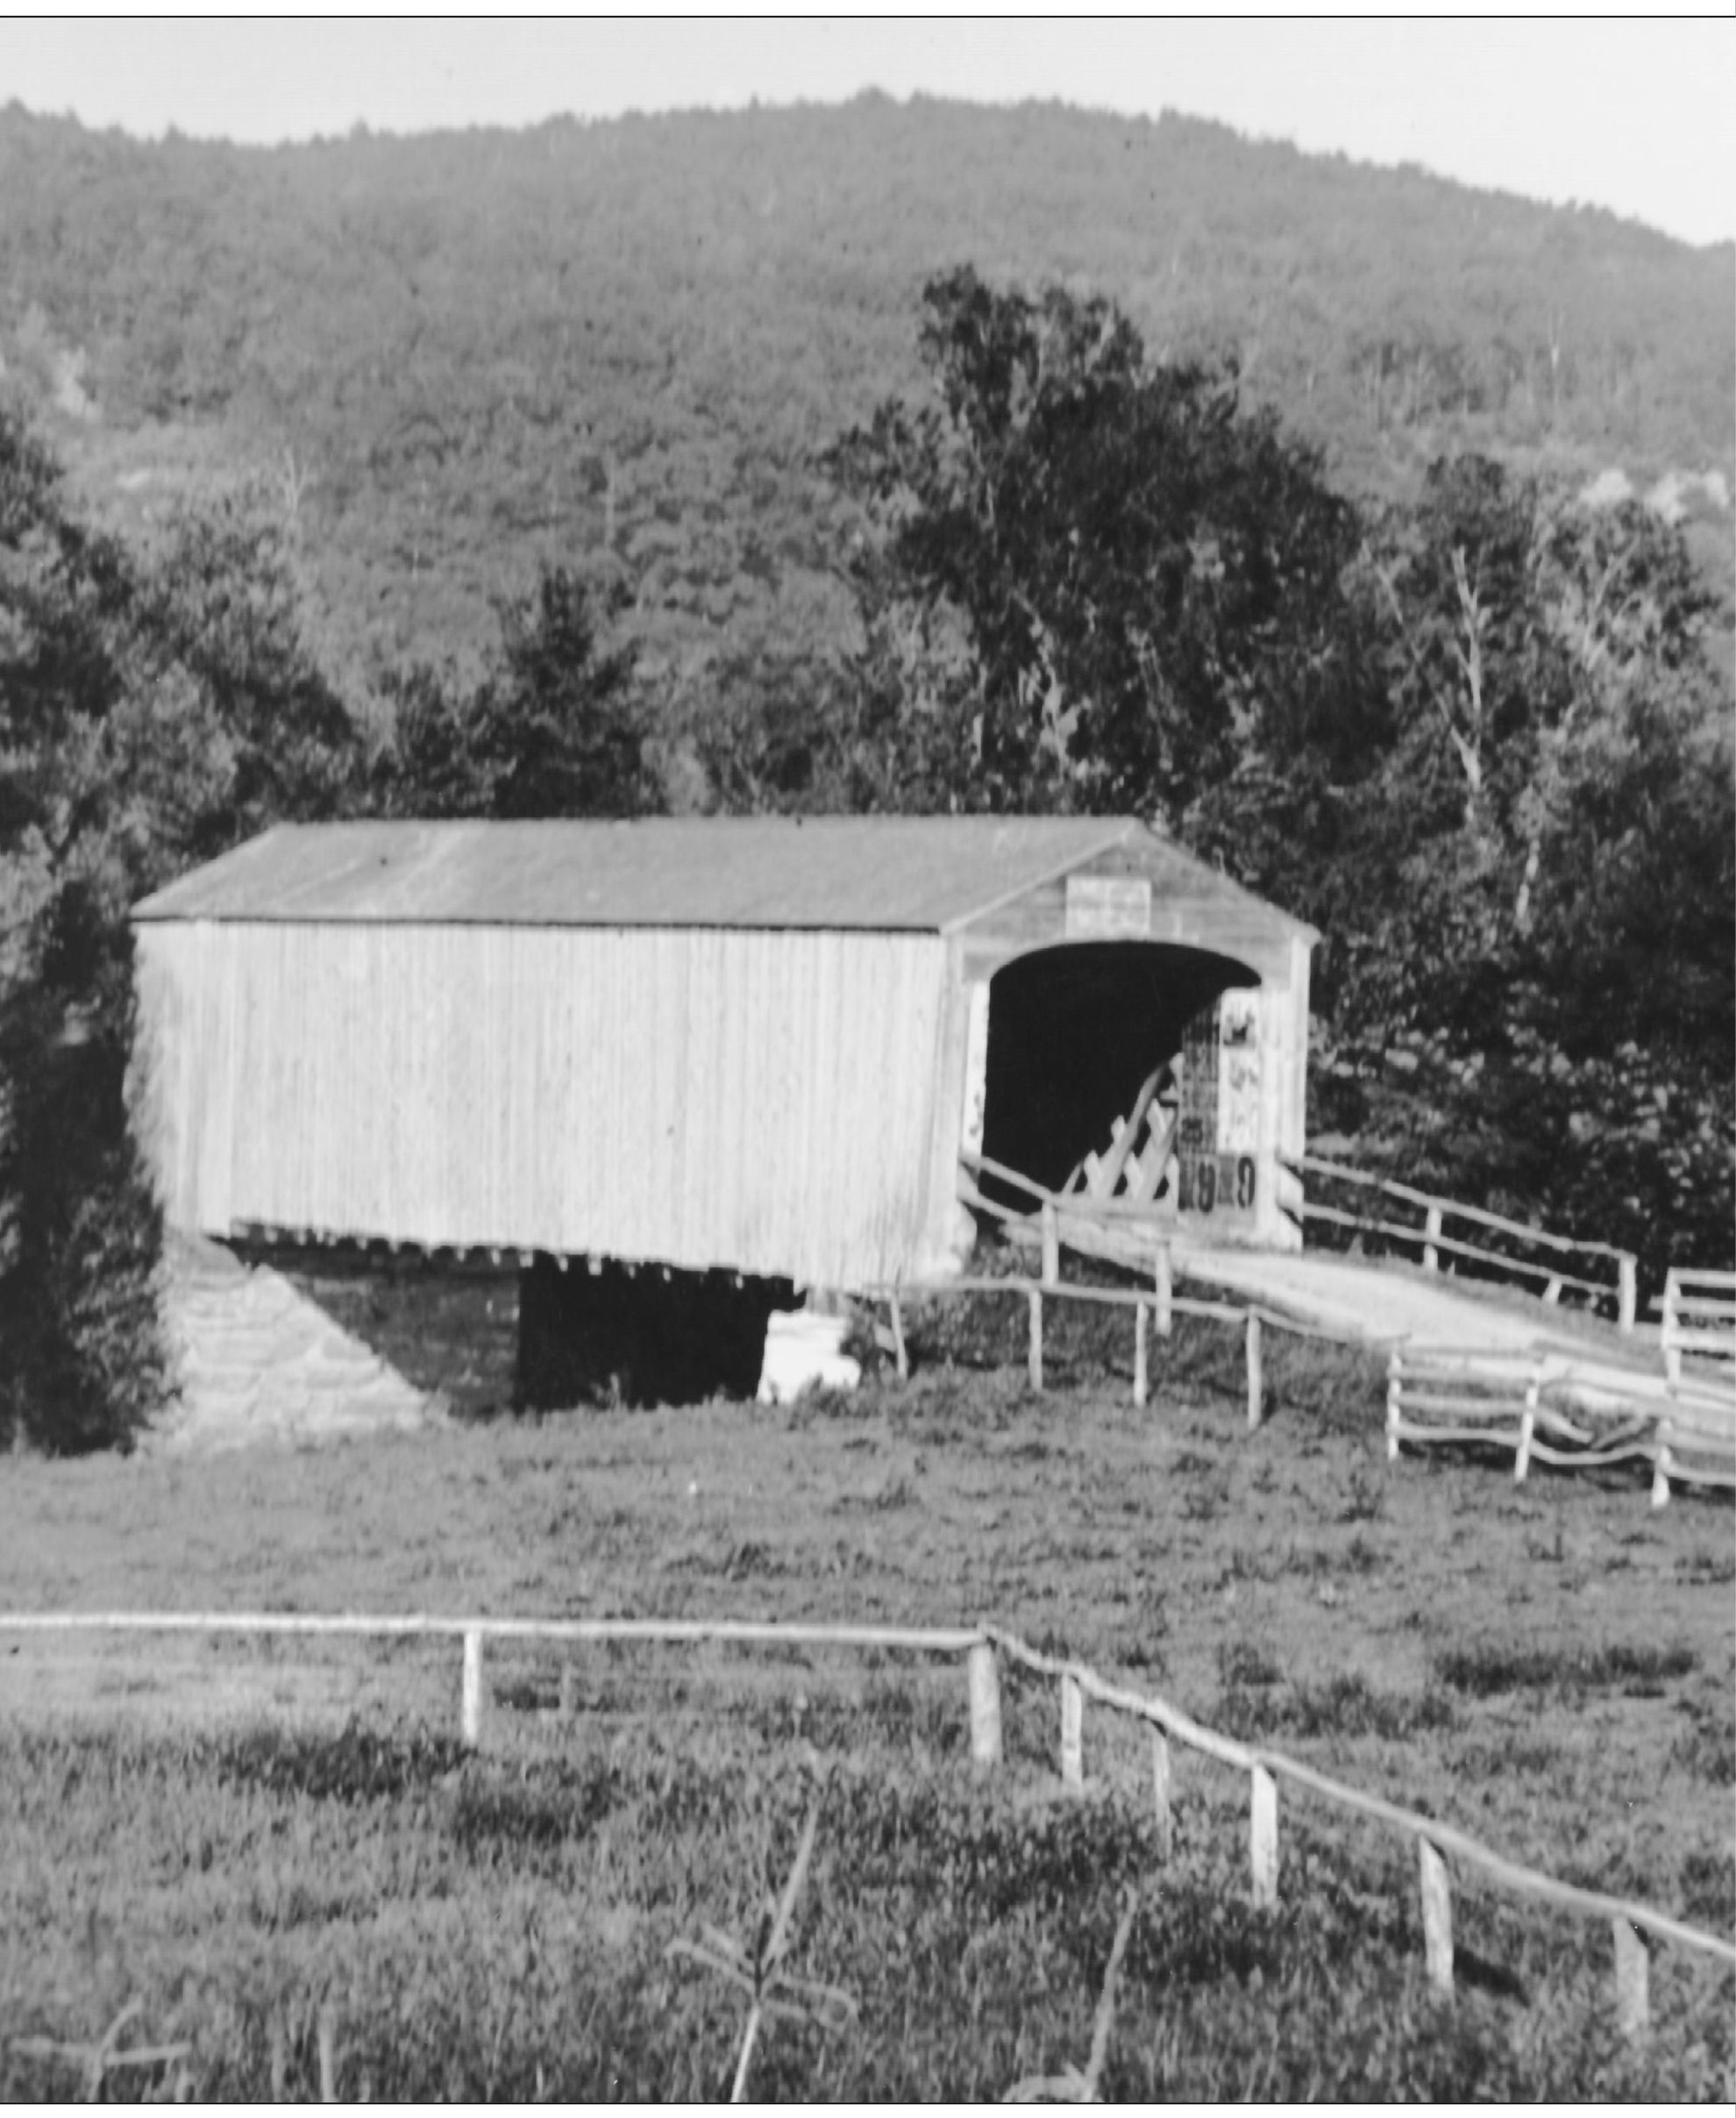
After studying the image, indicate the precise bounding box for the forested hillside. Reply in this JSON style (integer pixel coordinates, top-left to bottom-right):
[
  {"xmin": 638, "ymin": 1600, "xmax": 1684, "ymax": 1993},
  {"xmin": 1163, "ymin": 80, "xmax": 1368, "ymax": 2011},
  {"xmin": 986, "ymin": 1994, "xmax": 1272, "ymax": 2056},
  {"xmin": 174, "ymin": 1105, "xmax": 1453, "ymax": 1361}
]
[{"xmin": 1, "ymin": 96, "xmax": 1731, "ymax": 688}]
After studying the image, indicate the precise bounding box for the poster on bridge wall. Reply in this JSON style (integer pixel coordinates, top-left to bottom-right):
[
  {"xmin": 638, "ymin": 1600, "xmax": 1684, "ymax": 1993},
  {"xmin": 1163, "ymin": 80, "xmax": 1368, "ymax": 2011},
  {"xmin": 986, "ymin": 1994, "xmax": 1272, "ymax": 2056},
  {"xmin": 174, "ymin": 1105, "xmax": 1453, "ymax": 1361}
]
[{"xmin": 1176, "ymin": 991, "xmax": 1262, "ymax": 1223}]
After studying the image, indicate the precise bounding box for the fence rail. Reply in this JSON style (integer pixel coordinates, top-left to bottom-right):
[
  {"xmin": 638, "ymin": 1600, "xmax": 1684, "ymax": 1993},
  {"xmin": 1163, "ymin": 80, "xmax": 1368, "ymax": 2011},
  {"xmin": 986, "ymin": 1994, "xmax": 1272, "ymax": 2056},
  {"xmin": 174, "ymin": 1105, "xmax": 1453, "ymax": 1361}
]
[
  {"xmin": 885, "ymin": 1187, "xmax": 1719, "ymax": 1517},
  {"xmin": 1383, "ymin": 1345, "xmax": 1736, "ymax": 1506},
  {"xmin": 964, "ymin": 1143, "xmax": 1642, "ymax": 1334},
  {"xmin": 908, "ymin": 1152, "xmax": 1404, "ymax": 1426},
  {"xmin": 1285, "ymin": 1154, "xmax": 1639, "ymax": 1330},
  {"xmin": 981, "ymin": 1627, "xmax": 1736, "ymax": 1978},
  {"xmin": 955, "ymin": 1145, "xmax": 1727, "ymax": 1511},
  {"xmin": 1658, "ymin": 1268, "xmax": 1736, "ymax": 1384},
  {"xmin": 868, "ymin": 1245, "xmax": 1285, "ymax": 1426},
  {"xmin": 3, "ymin": 1604, "xmax": 1731, "ymax": 2039}
]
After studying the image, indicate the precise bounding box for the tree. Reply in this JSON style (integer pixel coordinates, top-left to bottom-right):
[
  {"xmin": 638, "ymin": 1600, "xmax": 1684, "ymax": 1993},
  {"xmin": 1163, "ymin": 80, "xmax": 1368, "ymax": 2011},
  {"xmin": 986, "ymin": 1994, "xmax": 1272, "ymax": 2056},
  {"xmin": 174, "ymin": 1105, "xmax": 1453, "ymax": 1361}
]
[
  {"xmin": 137, "ymin": 474, "xmax": 362, "ymax": 850},
  {"xmin": 1, "ymin": 412, "xmax": 669, "ymax": 1448},
  {"xmin": 1, "ymin": 407, "xmax": 169, "ymax": 1449},
  {"xmin": 0, "ymin": 412, "xmax": 367, "ymax": 1449},
  {"xmin": 827, "ymin": 267, "xmax": 1365, "ymax": 822},
  {"xmin": 1301, "ymin": 459, "xmax": 1732, "ymax": 1280},
  {"xmin": 374, "ymin": 565, "xmax": 660, "ymax": 818}
]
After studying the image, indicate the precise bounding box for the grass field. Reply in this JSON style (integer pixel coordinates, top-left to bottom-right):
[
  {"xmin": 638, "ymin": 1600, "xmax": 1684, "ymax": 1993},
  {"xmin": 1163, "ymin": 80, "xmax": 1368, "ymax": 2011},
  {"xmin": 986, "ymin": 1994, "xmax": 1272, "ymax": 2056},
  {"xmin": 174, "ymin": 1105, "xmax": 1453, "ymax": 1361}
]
[{"xmin": 1, "ymin": 1291, "xmax": 1732, "ymax": 2100}]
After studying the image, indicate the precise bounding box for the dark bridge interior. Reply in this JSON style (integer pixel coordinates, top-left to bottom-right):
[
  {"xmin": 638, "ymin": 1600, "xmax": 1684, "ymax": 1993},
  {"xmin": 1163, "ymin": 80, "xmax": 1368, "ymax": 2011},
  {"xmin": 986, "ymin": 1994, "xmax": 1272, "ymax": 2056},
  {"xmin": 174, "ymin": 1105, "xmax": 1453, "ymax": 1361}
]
[{"xmin": 978, "ymin": 942, "xmax": 1257, "ymax": 1205}]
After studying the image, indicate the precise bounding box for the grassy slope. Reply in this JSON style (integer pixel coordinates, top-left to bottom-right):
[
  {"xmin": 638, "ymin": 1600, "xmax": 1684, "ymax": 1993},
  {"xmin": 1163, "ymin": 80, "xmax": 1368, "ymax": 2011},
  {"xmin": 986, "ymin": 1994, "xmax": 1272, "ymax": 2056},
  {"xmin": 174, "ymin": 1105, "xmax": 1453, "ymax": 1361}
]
[{"xmin": 0, "ymin": 1305, "xmax": 1731, "ymax": 2096}]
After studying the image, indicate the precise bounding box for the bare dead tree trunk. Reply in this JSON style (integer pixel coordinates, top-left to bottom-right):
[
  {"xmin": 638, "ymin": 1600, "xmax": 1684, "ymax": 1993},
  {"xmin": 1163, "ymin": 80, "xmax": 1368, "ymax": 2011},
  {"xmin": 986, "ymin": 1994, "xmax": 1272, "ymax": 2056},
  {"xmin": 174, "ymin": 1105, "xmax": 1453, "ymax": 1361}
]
[
  {"xmin": 1370, "ymin": 550, "xmax": 1483, "ymax": 819},
  {"xmin": 1447, "ymin": 547, "xmax": 1487, "ymax": 814}
]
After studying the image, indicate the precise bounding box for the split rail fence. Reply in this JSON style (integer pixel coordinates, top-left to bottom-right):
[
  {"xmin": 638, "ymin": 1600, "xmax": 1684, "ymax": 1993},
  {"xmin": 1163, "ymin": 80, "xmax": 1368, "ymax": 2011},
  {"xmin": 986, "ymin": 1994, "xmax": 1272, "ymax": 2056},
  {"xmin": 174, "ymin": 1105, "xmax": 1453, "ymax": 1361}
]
[
  {"xmin": 945, "ymin": 1150, "xmax": 1729, "ymax": 1501},
  {"xmin": 1286, "ymin": 1153, "xmax": 1639, "ymax": 1330},
  {"xmin": 1386, "ymin": 1347, "xmax": 1736, "ymax": 1505},
  {"xmin": 920, "ymin": 1150, "xmax": 1369, "ymax": 1430},
  {"xmin": 1657, "ymin": 1268, "xmax": 1736, "ymax": 1385},
  {"xmin": 2, "ymin": 1606, "xmax": 1730, "ymax": 2045}
]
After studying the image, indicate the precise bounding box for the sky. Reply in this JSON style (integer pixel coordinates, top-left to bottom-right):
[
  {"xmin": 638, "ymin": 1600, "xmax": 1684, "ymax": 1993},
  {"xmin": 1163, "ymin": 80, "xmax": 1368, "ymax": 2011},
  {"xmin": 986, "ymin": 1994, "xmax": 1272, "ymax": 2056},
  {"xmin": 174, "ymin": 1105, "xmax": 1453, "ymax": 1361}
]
[{"xmin": 4, "ymin": 15, "xmax": 1733, "ymax": 249}]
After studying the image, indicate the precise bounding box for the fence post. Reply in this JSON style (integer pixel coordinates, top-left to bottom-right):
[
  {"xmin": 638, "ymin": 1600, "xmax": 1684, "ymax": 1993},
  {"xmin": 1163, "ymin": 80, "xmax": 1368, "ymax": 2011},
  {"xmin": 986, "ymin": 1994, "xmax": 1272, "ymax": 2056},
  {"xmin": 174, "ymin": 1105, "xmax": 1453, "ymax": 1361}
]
[
  {"xmin": 1060, "ymin": 1672, "xmax": 1084, "ymax": 1788},
  {"xmin": 1617, "ymin": 1255, "xmax": 1637, "ymax": 1335},
  {"xmin": 1133, "ymin": 1301, "xmax": 1149, "ymax": 1408},
  {"xmin": 1041, "ymin": 1202, "xmax": 1060, "ymax": 1289},
  {"xmin": 1155, "ymin": 1244, "xmax": 1173, "ymax": 1338},
  {"xmin": 1422, "ymin": 1204, "xmax": 1442, "ymax": 1273},
  {"xmin": 1514, "ymin": 1387, "xmax": 1535, "ymax": 1484},
  {"xmin": 889, "ymin": 1294, "xmax": 909, "ymax": 1381},
  {"xmin": 1386, "ymin": 1352, "xmax": 1403, "ymax": 1463},
  {"xmin": 1612, "ymin": 1918, "xmax": 1649, "ymax": 2043},
  {"xmin": 967, "ymin": 1642, "xmax": 1003, "ymax": 1770},
  {"xmin": 1419, "ymin": 1838, "xmax": 1454, "ymax": 1996},
  {"xmin": 460, "ymin": 1627, "xmax": 485, "ymax": 1748},
  {"xmin": 1150, "ymin": 1728, "xmax": 1173, "ymax": 1862},
  {"xmin": 1028, "ymin": 1290, "xmax": 1044, "ymax": 1392},
  {"xmin": 1246, "ymin": 1312, "xmax": 1263, "ymax": 1431},
  {"xmin": 1661, "ymin": 1271, "xmax": 1683, "ymax": 1384},
  {"xmin": 317, "ymin": 2000, "xmax": 339, "ymax": 2103},
  {"xmin": 1249, "ymin": 1765, "xmax": 1277, "ymax": 1908}
]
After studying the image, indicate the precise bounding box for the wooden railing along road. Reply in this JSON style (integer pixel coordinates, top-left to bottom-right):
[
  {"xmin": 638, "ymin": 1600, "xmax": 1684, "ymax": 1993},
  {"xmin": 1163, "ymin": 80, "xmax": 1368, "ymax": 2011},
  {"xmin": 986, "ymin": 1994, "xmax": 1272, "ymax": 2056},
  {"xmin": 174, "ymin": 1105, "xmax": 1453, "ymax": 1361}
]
[
  {"xmin": 1284, "ymin": 1153, "xmax": 1640, "ymax": 1330},
  {"xmin": 964, "ymin": 1145, "xmax": 1643, "ymax": 1334},
  {"xmin": 942, "ymin": 1152, "xmax": 1730, "ymax": 1482}
]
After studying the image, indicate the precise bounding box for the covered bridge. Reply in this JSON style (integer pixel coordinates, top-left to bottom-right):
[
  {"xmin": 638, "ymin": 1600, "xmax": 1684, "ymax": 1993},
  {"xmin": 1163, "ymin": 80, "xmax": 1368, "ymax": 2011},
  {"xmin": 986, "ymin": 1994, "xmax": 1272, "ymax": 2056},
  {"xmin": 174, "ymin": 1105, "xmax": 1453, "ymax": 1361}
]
[{"xmin": 130, "ymin": 817, "xmax": 1316, "ymax": 1294}]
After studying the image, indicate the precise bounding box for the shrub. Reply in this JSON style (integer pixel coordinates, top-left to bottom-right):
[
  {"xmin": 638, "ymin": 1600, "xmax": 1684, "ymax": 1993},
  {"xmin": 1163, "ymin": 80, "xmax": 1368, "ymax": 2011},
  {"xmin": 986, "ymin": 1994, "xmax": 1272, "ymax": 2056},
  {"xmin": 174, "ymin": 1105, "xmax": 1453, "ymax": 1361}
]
[
  {"xmin": 1216, "ymin": 1672, "xmax": 1457, "ymax": 1744},
  {"xmin": 0, "ymin": 1019, "xmax": 169, "ymax": 1453},
  {"xmin": 1435, "ymin": 1642, "xmax": 1697, "ymax": 1698}
]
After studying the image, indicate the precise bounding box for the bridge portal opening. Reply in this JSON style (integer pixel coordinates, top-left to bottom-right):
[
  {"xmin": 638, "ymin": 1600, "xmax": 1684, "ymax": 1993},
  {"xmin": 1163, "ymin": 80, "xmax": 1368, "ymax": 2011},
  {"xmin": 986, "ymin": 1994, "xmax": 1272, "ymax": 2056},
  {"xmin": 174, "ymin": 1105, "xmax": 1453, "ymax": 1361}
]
[{"xmin": 978, "ymin": 942, "xmax": 1258, "ymax": 1207}]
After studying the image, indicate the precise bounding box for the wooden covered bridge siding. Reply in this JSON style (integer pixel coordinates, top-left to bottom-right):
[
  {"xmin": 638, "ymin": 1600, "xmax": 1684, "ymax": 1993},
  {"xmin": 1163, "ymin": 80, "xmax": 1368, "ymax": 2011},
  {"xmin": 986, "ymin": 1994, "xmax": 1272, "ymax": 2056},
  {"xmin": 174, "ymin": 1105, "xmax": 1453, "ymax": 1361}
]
[
  {"xmin": 131, "ymin": 918, "xmax": 954, "ymax": 1289},
  {"xmin": 129, "ymin": 818, "xmax": 1315, "ymax": 1289}
]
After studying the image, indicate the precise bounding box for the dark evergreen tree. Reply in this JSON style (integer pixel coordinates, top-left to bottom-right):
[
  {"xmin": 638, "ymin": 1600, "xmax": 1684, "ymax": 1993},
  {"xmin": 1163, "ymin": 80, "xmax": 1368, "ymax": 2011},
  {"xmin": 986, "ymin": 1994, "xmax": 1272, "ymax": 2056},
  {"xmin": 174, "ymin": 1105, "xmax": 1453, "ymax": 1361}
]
[{"xmin": 374, "ymin": 567, "xmax": 660, "ymax": 819}]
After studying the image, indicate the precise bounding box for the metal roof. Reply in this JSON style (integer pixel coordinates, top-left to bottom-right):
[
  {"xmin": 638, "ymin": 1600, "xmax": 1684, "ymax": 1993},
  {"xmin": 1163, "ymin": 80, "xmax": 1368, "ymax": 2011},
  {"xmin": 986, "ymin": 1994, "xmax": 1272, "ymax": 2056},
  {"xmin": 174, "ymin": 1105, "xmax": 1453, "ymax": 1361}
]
[{"xmin": 132, "ymin": 816, "xmax": 1310, "ymax": 938}]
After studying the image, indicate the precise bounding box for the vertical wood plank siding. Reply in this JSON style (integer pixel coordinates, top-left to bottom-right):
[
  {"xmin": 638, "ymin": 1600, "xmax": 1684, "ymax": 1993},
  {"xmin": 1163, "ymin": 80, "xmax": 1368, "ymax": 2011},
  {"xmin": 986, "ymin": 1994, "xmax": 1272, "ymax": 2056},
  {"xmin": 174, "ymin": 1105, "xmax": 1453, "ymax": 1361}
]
[{"xmin": 133, "ymin": 921, "xmax": 957, "ymax": 1288}]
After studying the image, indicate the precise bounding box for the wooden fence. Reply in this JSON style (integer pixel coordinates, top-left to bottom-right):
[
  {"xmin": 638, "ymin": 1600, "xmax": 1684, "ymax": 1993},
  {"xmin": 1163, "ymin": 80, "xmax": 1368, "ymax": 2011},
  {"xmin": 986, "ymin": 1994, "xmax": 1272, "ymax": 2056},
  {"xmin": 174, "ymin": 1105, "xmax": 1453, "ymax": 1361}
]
[
  {"xmin": 975, "ymin": 1627, "xmax": 1734, "ymax": 2038},
  {"xmin": 908, "ymin": 1162, "xmax": 1728, "ymax": 1521},
  {"xmin": 0, "ymin": 1610, "xmax": 977, "ymax": 1748},
  {"xmin": 1658, "ymin": 1268, "xmax": 1736, "ymax": 1384},
  {"xmin": 873, "ymin": 1259, "xmax": 1727, "ymax": 1512},
  {"xmin": 2, "ymin": 1606, "xmax": 1731, "ymax": 2042},
  {"xmin": 963, "ymin": 1142, "xmax": 1643, "ymax": 1341},
  {"xmin": 1286, "ymin": 1154, "xmax": 1639, "ymax": 1331},
  {"xmin": 1650, "ymin": 1387, "xmax": 1736, "ymax": 1508},
  {"xmin": 873, "ymin": 1245, "xmax": 1282, "ymax": 1430},
  {"xmin": 1384, "ymin": 1347, "xmax": 1656, "ymax": 1482},
  {"xmin": 1385, "ymin": 1347, "xmax": 1736, "ymax": 1505},
  {"xmin": 936, "ymin": 1149, "xmax": 1385, "ymax": 1430}
]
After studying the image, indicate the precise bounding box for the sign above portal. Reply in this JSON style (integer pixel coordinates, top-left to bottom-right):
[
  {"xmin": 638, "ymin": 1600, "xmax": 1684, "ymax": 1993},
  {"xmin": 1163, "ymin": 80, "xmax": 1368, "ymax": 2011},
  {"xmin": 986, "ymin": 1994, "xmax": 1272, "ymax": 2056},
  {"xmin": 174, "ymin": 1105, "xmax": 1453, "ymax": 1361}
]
[{"xmin": 1064, "ymin": 874, "xmax": 1152, "ymax": 939}]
